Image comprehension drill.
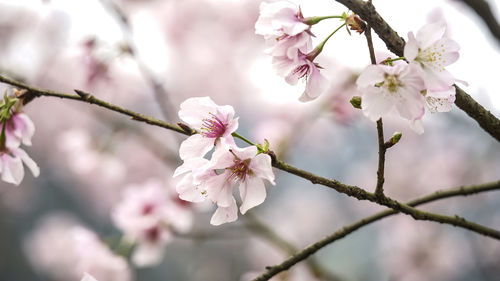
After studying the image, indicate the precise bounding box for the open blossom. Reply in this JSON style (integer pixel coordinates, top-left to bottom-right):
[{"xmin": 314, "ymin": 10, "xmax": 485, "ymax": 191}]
[
  {"xmin": 178, "ymin": 97, "xmax": 238, "ymax": 160},
  {"xmin": 0, "ymin": 146, "xmax": 39, "ymax": 185},
  {"xmin": 255, "ymin": 1, "xmax": 309, "ymax": 38},
  {"xmin": 174, "ymin": 157, "xmax": 213, "ymax": 203},
  {"xmin": 356, "ymin": 63, "xmax": 426, "ymax": 127},
  {"xmin": 273, "ymin": 52, "xmax": 328, "ymax": 102},
  {"xmin": 404, "ymin": 21, "xmax": 459, "ymax": 90},
  {"xmin": 205, "ymin": 145, "xmax": 275, "ymax": 225},
  {"xmin": 112, "ymin": 179, "xmax": 192, "ymax": 267}
]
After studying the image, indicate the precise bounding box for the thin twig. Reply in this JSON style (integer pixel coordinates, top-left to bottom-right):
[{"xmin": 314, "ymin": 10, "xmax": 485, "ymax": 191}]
[
  {"xmin": 460, "ymin": 0, "xmax": 500, "ymax": 45},
  {"xmin": 251, "ymin": 180, "xmax": 500, "ymax": 281},
  {"xmin": 364, "ymin": 23, "xmax": 387, "ymax": 197},
  {"xmin": 98, "ymin": 0, "xmax": 176, "ymax": 122},
  {"xmin": 1, "ymin": 74, "xmax": 499, "ymax": 241},
  {"xmin": 334, "ymin": 0, "xmax": 500, "ymax": 142},
  {"xmin": 245, "ymin": 213, "xmax": 341, "ymax": 281}
]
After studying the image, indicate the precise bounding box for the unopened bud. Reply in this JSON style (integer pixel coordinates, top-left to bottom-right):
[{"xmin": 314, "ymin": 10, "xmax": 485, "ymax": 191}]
[
  {"xmin": 385, "ymin": 132, "xmax": 402, "ymax": 148},
  {"xmin": 350, "ymin": 96, "xmax": 362, "ymax": 109}
]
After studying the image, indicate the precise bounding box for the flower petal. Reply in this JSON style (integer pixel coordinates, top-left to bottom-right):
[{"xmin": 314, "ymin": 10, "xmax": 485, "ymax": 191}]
[
  {"xmin": 239, "ymin": 176, "xmax": 266, "ymax": 214},
  {"xmin": 210, "ymin": 197, "xmax": 238, "ymax": 225},
  {"xmin": 356, "ymin": 65, "xmax": 385, "ymax": 88},
  {"xmin": 179, "ymin": 134, "xmax": 214, "ymax": 160},
  {"xmin": 249, "ymin": 154, "xmax": 275, "ymax": 185},
  {"xmin": 299, "ymin": 65, "xmax": 328, "ymax": 102}
]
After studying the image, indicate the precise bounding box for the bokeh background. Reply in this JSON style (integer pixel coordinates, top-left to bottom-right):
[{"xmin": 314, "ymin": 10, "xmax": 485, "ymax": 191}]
[{"xmin": 0, "ymin": 0, "xmax": 499, "ymax": 280}]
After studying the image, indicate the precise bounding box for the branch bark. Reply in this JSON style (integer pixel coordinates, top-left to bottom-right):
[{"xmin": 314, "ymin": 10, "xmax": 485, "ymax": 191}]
[
  {"xmin": 251, "ymin": 180, "xmax": 500, "ymax": 281},
  {"xmin": 460, "ymin": 0, "xmax": 500, "ymax": 44}
]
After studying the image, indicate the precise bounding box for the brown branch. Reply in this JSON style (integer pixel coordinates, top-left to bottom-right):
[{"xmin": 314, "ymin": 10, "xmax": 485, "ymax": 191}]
[
  {"xmin": 460, "ymin": 0, "xmax": 500, "ymax": 44},
  {"xmin": 245, "ymin": 213, "xmax": 341, "ymax": 281},
  {"xmin": 251, "ymin": 180, "xmax": 500, "ymax": 281},
  {"xmin": 335, "ymin": 0, "xmax": 500, "ymax": 142},
  {"xmin": 1, "ymin": 73, "xmax": 499, "ymax": 244}
]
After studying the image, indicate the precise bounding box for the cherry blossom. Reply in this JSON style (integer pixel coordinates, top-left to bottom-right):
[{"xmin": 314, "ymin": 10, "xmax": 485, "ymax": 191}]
[
  {"xmin": 255, "ymin": 1, "xmax": 309, "ymax": 38},
  {"xmin": 404, "ymin": 21, "xmax": 459, "ymax": 90},
  {"xmin": 112, "ymin": 179, "xmax": 193, "ymax": 267},
  {"xmin": 178, "ymin": 97, "xmax": 238, "ymax": 160},
  {"xmin": 273, "ymin": 52, "xmax": 328, "ymax": 102},
  {"xmin": 0, "ymin": 146, "xmax": 39, "ymax": 185},
  {"xmin": 206, "ymin": 145, "xmax": 275, "ymax": 219},
  {"xmin": 424, "ymin": 86, "xmax": 456, "ymax": 113},
  {"xmin": 356, "ymin": 63, "xmax": 426, "ymax": 126}
]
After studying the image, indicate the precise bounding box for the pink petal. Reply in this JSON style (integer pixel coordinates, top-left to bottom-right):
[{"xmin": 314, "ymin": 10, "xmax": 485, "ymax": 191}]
[
  {"xmin": 404, "ymin": 32, "xmax": 419, "ymax": 62},
  {"xmin": 13, "ymin": 148, "xmax": 40, "ymax": 177},
  {"xmin": 416, "ymin": 21, "xmax": 446, "ymax": 49},
  {"xmin": 1, "ymin": 153, "xmax": 24, "ymax": 185},
  {"xmin": 361, "ymin": 87, "xmax": 393, "ymax": 121},
  {"xmin": 132, "ymin": 242, "xmax": 165, "ymax": 267},
  {"xmin": 356, "ymin": 65, "xmax": 385, "ymax": 88},
  {"xmin": 249, "ymin": 154, "xmax": 275, "ymax": 185},
  {"xmin": 206, "ymin": 172, "xmax": 234, "ymax": 207},
  {"xmin": 179, "ymin": 134, "xmax": 214, "ymax": 160},
  {"xmin": 210, "ymin": 197, "xmax": 238, "ymax": 225},
  {"xmin": 239, "ymin": 176, "xmax": 267, "ymax": 214},
  {"xmin": 178, "ymin": 97, "xmax": 217, "ymax": 128},
  {"xmin": 299, "ymin": 65, "xmax": 328, "ymax": 102}
]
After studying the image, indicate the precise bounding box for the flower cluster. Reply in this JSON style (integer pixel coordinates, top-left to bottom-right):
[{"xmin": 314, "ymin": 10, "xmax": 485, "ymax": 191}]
[
  {"xmin": 175, "ymin": 97, "xmax": 275, "ymax": 225},
  {"xmin": 255, "ymin": 1, "xmax": 328, "ymax": 102},
  {"xmin": 112, "ymin": 179, "xmax": 193, "ymax": 267},
  {"xmin": 0, "ymin": 89, "xmax": 39, "ymax": 185},
  {"xmin": 357, "ymin": 21, "xmax": 460, "ymax": 133}
]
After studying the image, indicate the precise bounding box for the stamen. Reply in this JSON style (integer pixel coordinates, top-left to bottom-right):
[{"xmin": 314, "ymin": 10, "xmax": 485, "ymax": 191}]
[{"xmin": 201, "ymin": 112, "xmax": 227, "ymax": 138}]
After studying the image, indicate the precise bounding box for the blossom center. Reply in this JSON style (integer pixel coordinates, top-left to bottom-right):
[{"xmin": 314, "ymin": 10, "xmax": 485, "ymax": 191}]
[
  {"xmin": 293, "ymin": 64, "xmax": 310, "ymax": 80},
  {"xmin": 228, "ymin": 158, "xmax": 252, "ymax": 182},
  {"xmin": 416, "ymin": 44, "xmax": 446, "ymax": 71},
  {"xmin": 201, "ymin": 112, "xmax": 227, "ymax": 138},
  {"xmin": 382, "ymin": 74, "xmax": 403, "ymax": 93}
]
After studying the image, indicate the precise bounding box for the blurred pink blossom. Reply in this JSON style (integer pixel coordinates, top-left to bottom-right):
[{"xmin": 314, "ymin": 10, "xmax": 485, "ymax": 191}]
[
  {"xmin": 24, "ymin": 213, "xmax": 132, "ymax": 281},
  {"xmin": 255, "ymin": 1, "xmax": 309, "ymax": 38},
  {"xmin": 112, "ymin": 179, "xmax": 193, "ymax": 267},
  {"xmin": 81, "ymin": 273, "xmax": 98, "ymax": 281}
]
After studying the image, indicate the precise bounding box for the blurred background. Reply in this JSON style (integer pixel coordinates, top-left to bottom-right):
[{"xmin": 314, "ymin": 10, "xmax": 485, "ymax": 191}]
[{"xmin": 0, "ymin": 0, "xmax": 499, "ymax": 280}]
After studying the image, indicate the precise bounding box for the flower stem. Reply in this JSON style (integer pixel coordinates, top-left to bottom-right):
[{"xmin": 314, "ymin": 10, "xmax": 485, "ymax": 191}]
[
  {"xmin": 232, "ymin": 132, "xmax": 255, "ymax": 146},
  {"xmin": 382, "ymin": 56, "xmax": 406, "ymax": 65},
  {"xmin": 308, "ymin": 23, "xmax": 347, "ymax": 61},
  {"xmin": 302, "ymin": 15, "xmax": 344, "ymax": 25}
]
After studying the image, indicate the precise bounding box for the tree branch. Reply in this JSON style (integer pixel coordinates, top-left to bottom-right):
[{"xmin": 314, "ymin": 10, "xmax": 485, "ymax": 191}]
[
  {"xmin": 459, "ymin": 0, "xmax": 500, "ymax": 44},
  {"xmin": 334, "ymin": 0, "xmax": 500, "ymax": 142},
  {"xmin": 1, "ymin": 74, "xmax": 498, "ymax": 242},
  {"xmin": 251, "ymin": 180, "xmax": 500, "ymax": 281}
]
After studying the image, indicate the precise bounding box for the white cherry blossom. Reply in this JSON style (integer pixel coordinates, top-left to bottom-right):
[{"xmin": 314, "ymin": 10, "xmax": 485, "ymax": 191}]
[
  {"xmin": 357, "ymin": 63, "xmax": 426, "ymax": 126},
  {"xmin": 404, "ymin": 21, "xmax": 459, "ymax": 90}
]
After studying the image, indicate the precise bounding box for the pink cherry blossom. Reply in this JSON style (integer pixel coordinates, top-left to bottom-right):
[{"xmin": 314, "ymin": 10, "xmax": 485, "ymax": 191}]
[
  {"xmin": 178, "ymin": 97, "xmax": 238, "ymax": 160},
  {"xmin": 255, "ymin": 1, "xmax": 309, "ymax": 38},
  {"xmin": 273, "ymin": 52, "xmax": 328, "ymax": 102},
  {"xmin": 5, "ymin": 112, "xmax": 35, "ymax": 148},
  {"xmin": 0, "ymin": 146, "xmax": 39, "ymax": 185},
  {"xmin": 206, "ymin": 145, "xmax": 275, "ymax": 218},
  {"xmin": 356, "ymin": 63, "xmax": 426, "ymax": 125},
  {"xmin": 112, "ymin": 179, "xmax": 193, "ymax": 267},
  {"xmin": 404, "ymin": 21, "xmax": 459, "ymax": 90}
]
